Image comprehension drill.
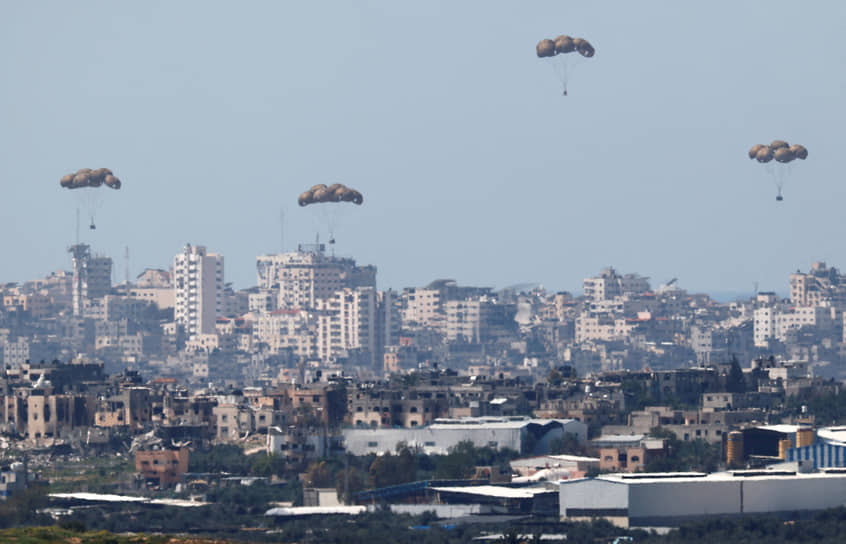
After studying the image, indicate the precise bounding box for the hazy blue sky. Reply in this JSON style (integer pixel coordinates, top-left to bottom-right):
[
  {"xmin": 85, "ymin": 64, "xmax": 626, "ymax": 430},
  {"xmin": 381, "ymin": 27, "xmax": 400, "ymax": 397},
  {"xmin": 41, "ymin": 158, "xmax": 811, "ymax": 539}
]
[{"xmin": 2, "ymin": 1, "xmax": 844, "ymax": 294}]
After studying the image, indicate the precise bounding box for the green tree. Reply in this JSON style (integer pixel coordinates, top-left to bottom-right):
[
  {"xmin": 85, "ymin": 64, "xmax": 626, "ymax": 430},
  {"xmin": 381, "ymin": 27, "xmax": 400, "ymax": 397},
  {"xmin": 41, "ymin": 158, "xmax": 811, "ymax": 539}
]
[
  {"xmin": 0, "ymin": 483, "xmax": 51, "ymax": 528},
  {"xmin": 645, "ymin": 427, "xmax": 722, "ymax": 473},
  {"xmin": 547, "ymin": 369, "xmax": 564, "ymax": 387},
  {"xmin": 335, "ymin": 465, "xmax": 366, "ymax": 504},
  {"xmin": 304, "ymin": 460, "xmax": 333, "ymax": 487},
  {"xmin": 188, "ymin": 444, "xmax": 250, "ymax": 474},
  {"xmin": 250, "ymin": 452, "xmax": 287, "ymax": 477},
  {"xmin": 621, "ymin": 377, "xmax": 657, "ymax": 413},
  {"xmin": 725, "ymin": 357, "xmax": 747, "ymax": 394},
  {"xmin": 549, "ymin": 432, "xmax": 595, "ymax": 457}
]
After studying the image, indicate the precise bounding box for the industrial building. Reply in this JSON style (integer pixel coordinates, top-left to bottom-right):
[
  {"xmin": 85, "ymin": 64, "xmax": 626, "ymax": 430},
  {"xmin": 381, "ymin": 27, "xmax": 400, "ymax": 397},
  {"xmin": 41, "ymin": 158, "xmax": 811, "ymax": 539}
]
[
  {"xmin": 342, "ymin": 416, "xmax": 586, "ymax": 456},
  {"xmin": 724, "ymin": 424, "xmax": 816, "ymax": 467},
  {"xmin": 784, "ymin": 426, "xmax": 846, "ymax": 469},
  {"xmin": 510, "ymin": 454, "xmax": 599, "ymax": 480},
  {"xmin": 787, "ymin": 443, "xmax": 846, "ymax": 469},
  {"xmin": 559, "ymin": 470, "xmax": 846, "ymax": 527}
]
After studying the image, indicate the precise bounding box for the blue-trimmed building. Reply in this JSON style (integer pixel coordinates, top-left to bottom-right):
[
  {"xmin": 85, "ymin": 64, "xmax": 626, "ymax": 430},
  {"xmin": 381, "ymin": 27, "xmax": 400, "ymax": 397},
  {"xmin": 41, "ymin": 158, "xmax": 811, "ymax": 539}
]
[{"xmin": 786, "ymin": 442, "xmax": 846, "ymax": 469}]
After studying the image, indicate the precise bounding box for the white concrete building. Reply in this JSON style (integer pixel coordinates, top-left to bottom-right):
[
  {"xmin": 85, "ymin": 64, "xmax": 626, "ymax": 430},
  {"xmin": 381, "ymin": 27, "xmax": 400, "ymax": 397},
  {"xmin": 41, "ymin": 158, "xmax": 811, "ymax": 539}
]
[
  {"xmin": 3, "ymin": 339, "xmax": 29, "ymax": 369},
  {"xmin": 444, "ymin": 299, "xmax": 484, "ymax": 342},
  {"xmin": 248, "ymin": 290, "xmax": 278, "ymax": 313},
  {"xmin": 253, "ymin": 309, "xmax": 315, "ymax": 358},
  {"xmin": 575, "ymin": 315, "xmax": 635, "ymax": 343},
  {"xmin": 789, "ymin": 262, "xmax": 846, "ymax": 310},
  {"xmin": 754, "ymin": 304, "xmax": 832, "ymax": 347},
  {"xmin": 402, "ymin": 288, "xmax": 444, "ymax": 330},
  {"xmin": 174, "ymin": 244, "xmax": 224, "ymax": 339},
  {"xmin": 560, "ymin": 470, "xmax": 846, "ymax": 527},
  {"xmin": 315, "ymin": 287, "xmax": 376, "ymax": 365},
  {"xmin": 255, "ymin": 245, "xmax": 375, "ymax": 310},
  {"xmin": 583, "ymin": 268, "xmax": 650, "ymax": 302}
]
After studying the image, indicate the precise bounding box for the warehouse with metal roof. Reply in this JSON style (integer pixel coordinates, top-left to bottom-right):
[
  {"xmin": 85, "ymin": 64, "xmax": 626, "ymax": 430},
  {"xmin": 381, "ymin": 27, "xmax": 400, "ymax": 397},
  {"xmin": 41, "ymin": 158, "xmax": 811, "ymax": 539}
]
[
  {"xmin": 342, "ymin": 417, "xmax": 586, "ymax": 456},
  {"xmin": 559, "ymin": 470, "xmax": 846, "ymax": 527}
]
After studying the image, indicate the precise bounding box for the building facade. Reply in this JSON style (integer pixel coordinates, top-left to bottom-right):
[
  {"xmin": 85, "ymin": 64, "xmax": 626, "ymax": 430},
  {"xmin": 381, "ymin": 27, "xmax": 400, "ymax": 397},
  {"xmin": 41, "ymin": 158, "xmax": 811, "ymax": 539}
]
[{"xmin": 174, "ymin": 244, "xmax": 224, "ymax": 339}]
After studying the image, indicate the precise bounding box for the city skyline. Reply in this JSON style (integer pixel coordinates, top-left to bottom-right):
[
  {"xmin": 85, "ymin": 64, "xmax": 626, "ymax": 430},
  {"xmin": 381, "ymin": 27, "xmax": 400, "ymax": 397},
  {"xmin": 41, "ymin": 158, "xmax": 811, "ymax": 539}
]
[
  {"xmin": 2, "ymin": 235, "xmax": 811, "ymax": 300},
  {"xmin": 2, "ymin": 2, "xmax": 844, "ymax": 294}
]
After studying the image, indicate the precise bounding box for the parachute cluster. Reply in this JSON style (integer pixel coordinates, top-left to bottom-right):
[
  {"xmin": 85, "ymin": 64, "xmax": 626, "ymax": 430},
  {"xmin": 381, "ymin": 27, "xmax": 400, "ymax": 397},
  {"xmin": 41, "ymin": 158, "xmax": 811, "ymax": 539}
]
[
  {"xmin": 536, "ymin": 34, "xmax": 595, "ymax": 59},
  {"xmin": 59, "ymin": 168, "xmax": 122, "ymax": 190},
  {"xmin": 748, "ymin": 141, "xmax": 809, "ymax": 164},
  {"xmin": 298, "ymin": 184, "xmax": 363, "ymax": 207}
]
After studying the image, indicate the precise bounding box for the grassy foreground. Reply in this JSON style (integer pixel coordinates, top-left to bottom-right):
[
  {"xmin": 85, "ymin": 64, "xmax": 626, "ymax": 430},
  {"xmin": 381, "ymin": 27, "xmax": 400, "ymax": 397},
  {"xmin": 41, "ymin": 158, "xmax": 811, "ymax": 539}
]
[{"xmin": 0, "ymin": 526, "xmax": 231, "ymax": 544}]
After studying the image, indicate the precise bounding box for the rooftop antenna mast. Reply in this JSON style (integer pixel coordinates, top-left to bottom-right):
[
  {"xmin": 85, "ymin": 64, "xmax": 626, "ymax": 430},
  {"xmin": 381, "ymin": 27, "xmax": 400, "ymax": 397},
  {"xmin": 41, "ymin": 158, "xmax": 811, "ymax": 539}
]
[
  {"xmin": 125, "ymin": 246, "xmax": 130, "ymax": 286},
  {"xmin": 75, "ymin": 208, "xmax": 80, "ymax": 245}
]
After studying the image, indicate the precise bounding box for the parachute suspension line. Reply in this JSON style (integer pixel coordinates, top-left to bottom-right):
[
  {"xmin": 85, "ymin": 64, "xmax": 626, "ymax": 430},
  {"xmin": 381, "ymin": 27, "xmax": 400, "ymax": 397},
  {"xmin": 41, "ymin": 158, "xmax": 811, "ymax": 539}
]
[
  {"xmin": 559, "ymin": 57, "xmax": 570, "ymax": 94},
  {"xmin": 60, "ymin": 168, "xmax": 122, "ymax": 232},
  {"xmin": 765, "ymin": 163, "xmax": 792, "ymax": 194},
  {"xmin": 537, "ymin": 35, "xmax": 594, "ymax": 96},
  {"xmin": 548, "ymin": 57, "xmax": 569, "ymax": 93},
  {"xmin": 297, "ymin": 183, "xmax": 363, "ymax": 247}
]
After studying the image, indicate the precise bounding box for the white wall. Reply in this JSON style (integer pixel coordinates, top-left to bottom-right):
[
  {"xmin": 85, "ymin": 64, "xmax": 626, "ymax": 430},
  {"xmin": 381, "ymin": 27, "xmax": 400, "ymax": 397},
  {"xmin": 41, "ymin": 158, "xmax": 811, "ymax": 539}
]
[
  {"xmin": 629, "ymin": 480, "xmax": 741, "ymax": 519},
  {"xmin": 560, "ymin": 479, "xmax": 628, "ymax": 517},
  {"xmin": 742, "ymin": 476, "xmax": 846, "ymax": 513}
]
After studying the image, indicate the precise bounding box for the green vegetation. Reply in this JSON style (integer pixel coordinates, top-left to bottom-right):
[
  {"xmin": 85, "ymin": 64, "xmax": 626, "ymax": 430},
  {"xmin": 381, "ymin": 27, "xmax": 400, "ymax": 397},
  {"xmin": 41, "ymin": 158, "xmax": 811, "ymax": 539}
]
[
  {"xmin": 15, "ymin": 505, "xmax": 846, "ymax": 544},
  {"xmin": 205, "ymin": 480, "xmax": 302, "ymax": 512},
  {"xmin": 295, "ymin": 440, "xmax": 522, "ymax": 502},
  {"xmin": 0, "ymin": 483, "xmax": 52, "ymax": 529},
  {"xmin": 188, "ymin": 444, "xmax": 287, "ymax": 477},
  {"xmin": 784, "ymin": 385, "xmax": 846, "ymax": 426},
  {"xmin": 643, "ymin": 427, "xmax": 722, "ymax": 473},
  {"xmin": 0, "ymin": 526, "xmax": 222, "ymax": 543},
  {"xmin": 620, "ymin": 377, "xmax": 657, "ymax": 412},
  {"xmin": 41, "ymin": 455, "xmax": 135, "ymax": 494},
  {"xmin": 725, "ymin": 357, "xmax": 748, "ymax": 394}
]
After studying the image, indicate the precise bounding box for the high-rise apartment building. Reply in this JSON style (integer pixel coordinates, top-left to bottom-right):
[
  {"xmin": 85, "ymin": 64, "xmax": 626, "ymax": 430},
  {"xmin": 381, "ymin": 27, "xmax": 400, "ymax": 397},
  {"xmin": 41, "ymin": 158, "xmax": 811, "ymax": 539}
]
[
  {"xmin": 69, "ymin": 244, "xmax": 112, "ymax": 316},
  {"xmin": 315, "ymin": 287, "xmax": 376, "ymax": 365},
  {"xmin": 255, "ymin": 243, "xmax": 376, "ymax": 310},
  {"xmin": 174, "ymin": 244, "xmax": 224, "ymax": 339}
]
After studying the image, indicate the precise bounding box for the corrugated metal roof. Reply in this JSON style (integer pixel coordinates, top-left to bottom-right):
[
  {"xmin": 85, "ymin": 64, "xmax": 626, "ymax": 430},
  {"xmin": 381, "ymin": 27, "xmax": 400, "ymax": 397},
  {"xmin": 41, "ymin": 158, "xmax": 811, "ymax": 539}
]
[
  {"xmin": 510, "ymin": 454, "xmax": 599, "ymax": 467},
  {"xmin": 755, "ymin": 424, "xmax": 808, "ymax": 434},
  {"xmin": 593, "ymin": 434, "xmax": 645, "ymax": 443},
  {"xmin": 265, "ymin": 506, "xmax": 366, "ymax": 516},
  {"xmin": 816, "ymin": 426, "xmax": 846, "ymax": 445},
  {"xmin": 429, "ymin": 418, "xmax": 577, "ymax": 431},
  {"xmin": 50, "ymin": 492, "xmax": 147, "ymax": 503},
  {"xmin": 49, "ymin": 492, "xmax": 207, "ymax": 507},
  {"xmin": 431, "ymin": 485, "xmax": 552, "ymax": 499},
  {"xmin": 586, "ymin": 470, "xmax": 846, "ymax": 485}
]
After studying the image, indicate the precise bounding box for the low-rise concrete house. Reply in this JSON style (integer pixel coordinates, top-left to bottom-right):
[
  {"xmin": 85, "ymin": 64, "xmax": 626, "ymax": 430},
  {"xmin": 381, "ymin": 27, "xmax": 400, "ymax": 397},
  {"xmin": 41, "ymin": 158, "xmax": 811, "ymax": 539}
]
[{"xmin": 136, "ymin": 446, "xmax": 189, "ymax": 487}]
